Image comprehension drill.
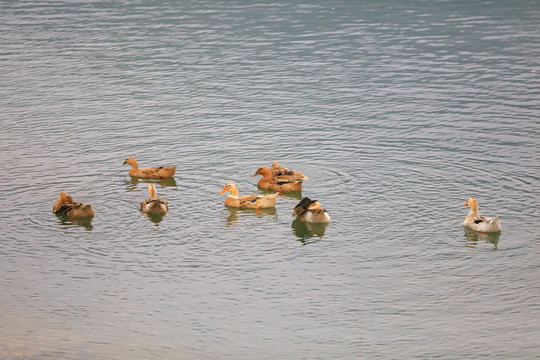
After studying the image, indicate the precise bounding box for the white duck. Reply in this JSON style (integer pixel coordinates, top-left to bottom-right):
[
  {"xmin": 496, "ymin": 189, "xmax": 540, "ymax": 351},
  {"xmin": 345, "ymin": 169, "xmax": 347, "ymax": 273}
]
[{"xmin": 463, "ymin": 197, "xmax": 502, "ymax": 233}]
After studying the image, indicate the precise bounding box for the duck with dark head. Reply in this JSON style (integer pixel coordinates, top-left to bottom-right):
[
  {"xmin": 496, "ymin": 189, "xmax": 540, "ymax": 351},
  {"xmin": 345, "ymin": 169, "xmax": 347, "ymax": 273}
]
[{"xmin": 292, "ymin": 197, "xmax": 330, "ymax": 223}]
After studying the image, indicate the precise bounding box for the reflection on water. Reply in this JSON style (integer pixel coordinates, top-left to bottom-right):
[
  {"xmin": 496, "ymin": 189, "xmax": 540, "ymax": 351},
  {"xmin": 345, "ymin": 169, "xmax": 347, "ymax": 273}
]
[
  {"xmin": 142, "ymin": 212, "xmax": 166, "ymax": 224},
  {"xmin": 57, "ymin": 215, "xmax": 93, "ymax": 230},
  {"xmin": 291, "ymin": 218, "xmax": 329, "ymax": 243},
  {"xmin": 223, "ymin": 207, "xmax": 277, "ymax": 226},
  {"xmin": 279, "ymin": 191, "xmax": 303, "ymax": 200},
  {"xmin": 463, "ymin": 228, "xmax": 500, "ymax": 250},
  {"xmin": 256, "ymin": 187, "xmax": 303, "ymax": 200},
  {"xmin": 126, "ymin": 177, "xmax": 178, "ymax": 191}
]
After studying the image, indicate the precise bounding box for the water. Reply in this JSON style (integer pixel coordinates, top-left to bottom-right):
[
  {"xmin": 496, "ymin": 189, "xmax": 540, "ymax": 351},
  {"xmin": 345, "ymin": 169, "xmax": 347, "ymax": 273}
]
[{"xmin": 1, "ymin": 0, "xmax": 539, "ymax": 358}]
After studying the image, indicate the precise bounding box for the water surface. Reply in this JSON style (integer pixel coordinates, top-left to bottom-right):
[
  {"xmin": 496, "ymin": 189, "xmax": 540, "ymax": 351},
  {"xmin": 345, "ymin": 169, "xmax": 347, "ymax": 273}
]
[{"xmin": 1, "ymin": 1, "xmax": 539, "ymax": 359}]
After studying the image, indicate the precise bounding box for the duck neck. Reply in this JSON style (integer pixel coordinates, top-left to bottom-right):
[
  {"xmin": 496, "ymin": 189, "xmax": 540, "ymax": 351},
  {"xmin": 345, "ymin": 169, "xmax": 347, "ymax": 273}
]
[
  {"xmin": 228, "ymin": 187, "xmax": 239, "ymax": 197},
  {"xmin": 466, "ymin": 206, "xmax": 479, "ymax": 221},
  {"xmin": 149, "ymin": 185, "xmax": 157, "ymax": 198},
  {"xmin": 130, "ymin": 159, "xmax": 139, "ymax": 170}
]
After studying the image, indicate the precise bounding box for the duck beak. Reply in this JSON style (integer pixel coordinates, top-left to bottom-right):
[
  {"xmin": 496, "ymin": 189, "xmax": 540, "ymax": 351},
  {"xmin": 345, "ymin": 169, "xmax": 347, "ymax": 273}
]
[
  {"xmin": 463, "ymin": 201, "xmax": 469, "ymax": 206},
  {"xmin": 219, "ymin": 187, "xmax": 227, "ymax": 194},
  {"xmin": 251, "ymin": 172, "xmax": 258, "ymax": 177},
  {"xmin": 123, "ymin": 160, "xmax": 127, "ymax": 165}
]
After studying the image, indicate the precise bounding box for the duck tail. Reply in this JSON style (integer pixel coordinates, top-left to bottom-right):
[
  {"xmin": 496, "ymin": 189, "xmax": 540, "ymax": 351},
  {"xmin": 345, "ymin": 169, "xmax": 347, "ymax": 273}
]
[{"xmin": 480, "ymin": 216, "xmax": 501, "ymax": 232}]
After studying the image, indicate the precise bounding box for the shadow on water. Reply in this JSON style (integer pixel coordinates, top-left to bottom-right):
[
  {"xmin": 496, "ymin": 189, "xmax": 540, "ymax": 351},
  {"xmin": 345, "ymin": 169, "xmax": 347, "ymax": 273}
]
[
  {"xmin": 291, "ymin": 218, "xmax": 329, "ymax": 244},
  {"xmin": 463, "ymin": 228, "xmax": 500, "ymax": 250},
  {"xmin": 223, "ymin": 207, "xmax": 277, "ymax": 226},
  {"xmin": 125, "ymin": 177, "xmax": 177, "ymax": 191},
  {"xmin": 142, "ymin": 212, "xmax": 166, "ymax": 224},
  {"xmin": 57, "ymin": 215, "xmax": 93, "ymax": 230}
]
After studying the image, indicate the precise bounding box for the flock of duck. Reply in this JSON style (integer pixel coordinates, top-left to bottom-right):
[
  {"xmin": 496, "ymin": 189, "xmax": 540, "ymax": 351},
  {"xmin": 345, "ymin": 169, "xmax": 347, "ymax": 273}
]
[
  {"xmin": 52, "ymin": 157, "xmax": 503, "ymax": 233},
  {"xmin": 52, "ymin": 157, "xmax": 332, "ymax": 225}
]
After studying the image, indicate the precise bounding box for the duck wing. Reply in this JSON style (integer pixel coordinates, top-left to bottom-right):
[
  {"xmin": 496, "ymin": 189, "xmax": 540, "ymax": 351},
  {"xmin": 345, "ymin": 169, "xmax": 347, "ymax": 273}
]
[
  {"xmin": 473, "ymin": 216, "xmax": 487, "ymax": 224},
  {"xmin": 54, "ymin": 203, "xmax": 75, "ymax": 215},
  {"xmin": 272, "ymin": 166, "xmax": 294, "ymax": 177},
  {"xmin": 276, "ymin": 179, "xmax": 301, "ymax": 185},
  {"xmin": 237, "ymin": 194, "xmax": 263, "ymax": 207},
  {"xmin": 476, "ymin": 216, "xmax": 501, "ymax": 232},
  {"xmin": 271, "ymin": 163, "xmax": 308, "ymax": 181},
  {"xmin": 139, "ymin": 167, "xmax": 165, "ymax": 177},
  {"xmin": 54, "ymin": 201, "xmax": 85, "ymax": 215}
]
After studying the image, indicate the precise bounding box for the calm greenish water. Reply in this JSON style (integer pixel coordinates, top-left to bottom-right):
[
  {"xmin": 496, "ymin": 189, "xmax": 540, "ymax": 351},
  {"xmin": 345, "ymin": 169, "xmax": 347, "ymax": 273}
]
[{"xmin": 1, "ymin": 1, "xmax": 539, "ymax": 359}]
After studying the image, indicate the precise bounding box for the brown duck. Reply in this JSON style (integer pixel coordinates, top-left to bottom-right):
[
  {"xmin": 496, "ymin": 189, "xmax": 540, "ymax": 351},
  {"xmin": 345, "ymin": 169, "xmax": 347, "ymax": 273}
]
[
  {"xmin": 140, "ymin": 184, "xmax": 168, "ymax": 214},
  {"xmin": 53, "ymin": 192, "xmax": 94, "ymax": 218},
  {"xmin": 219, "ymin": 182, "xmax": 279, "ymax": 209},
  {"xmin": 123, "ymin": 157, "xmax": 176, "ymax": 179},
  {"xmin": 252, "ymin": 166, "xmax": 303, "ymax": 192}
]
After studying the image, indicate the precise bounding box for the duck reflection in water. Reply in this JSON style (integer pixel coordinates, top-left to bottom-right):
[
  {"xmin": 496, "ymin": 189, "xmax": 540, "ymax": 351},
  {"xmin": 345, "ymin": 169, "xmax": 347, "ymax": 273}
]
[
  {"xmin": 126, "ymin": 176, "xmax": 177, "ymax": 191},
  {"xmin": 224, "ymin": 207, "xmax": 277, "ymax": 226},
  {"xmin": 143, "ymin": 212, "xmax": 166, "ymax": 224},
  {"xmin": 256, "ymin": 187, "xmax": 303, "ymax": 200},
  {"xmin": 58, "ymin": 217, "xmax": 93, "ymax": 230},
  {"xmin": 291, "ymin": 218, "xmax": 328, "ymax": 243},
  {"xmin": 463, "ymin": 228, "xmax": 500, "ymax": 250}
]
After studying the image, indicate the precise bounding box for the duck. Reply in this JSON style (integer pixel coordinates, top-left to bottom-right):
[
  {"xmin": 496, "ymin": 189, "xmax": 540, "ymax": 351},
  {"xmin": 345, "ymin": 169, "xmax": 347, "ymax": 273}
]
[
  {"xmin": 463, "ymin": 197, "xmax": 502, "ymax": 233},
  {"xmin": 252, "ymin": 166, "xmax": 303, "ymax": 192},
  {"xmin": 292, "ymin": 197, "xmax": 331, "ymax": 223},
  {"xmin": 140, "ymin": 184, "xmax": 168, "ymax": 214},
  {"xmin": 123, "ymin": 157, "xmax": 176, "ymax": 179},
  {"xmin": 270, "ymin": 162, "xmax": 309, "ymax": 182},
  {"xmin": 53, "ymin": 192, "xmax": 94, "ymax": 218},
  {"xmin": 219, "ymin": 182, "xmax": 279, "ymax": 209}
]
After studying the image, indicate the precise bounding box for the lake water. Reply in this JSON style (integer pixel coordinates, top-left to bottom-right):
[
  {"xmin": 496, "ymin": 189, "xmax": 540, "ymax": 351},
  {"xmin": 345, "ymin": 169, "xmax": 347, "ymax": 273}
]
[{"xmin": 1, "ymin": 1, "xmax": 539, "ymax": 359}]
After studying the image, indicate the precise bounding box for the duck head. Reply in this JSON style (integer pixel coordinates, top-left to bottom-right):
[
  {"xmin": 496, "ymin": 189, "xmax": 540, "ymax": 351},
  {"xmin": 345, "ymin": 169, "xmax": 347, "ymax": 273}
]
[
  {"xmin": 123, "ymin": 157, "xmax": 137, "ymax": 167},
  {"xmin": 220, "ymin": 183, "xmax": 239, "ymax": 197},
  {"xmin": 252, "ymin": 166, "xmax": 272, "ymax": 178},
  {"xmin": 464, "ymin": 197, "xmax": 478, "ymax": 211},
  {"xmin": 58, "ymin": 192, "xmax": 73, "ymax": 203}
]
